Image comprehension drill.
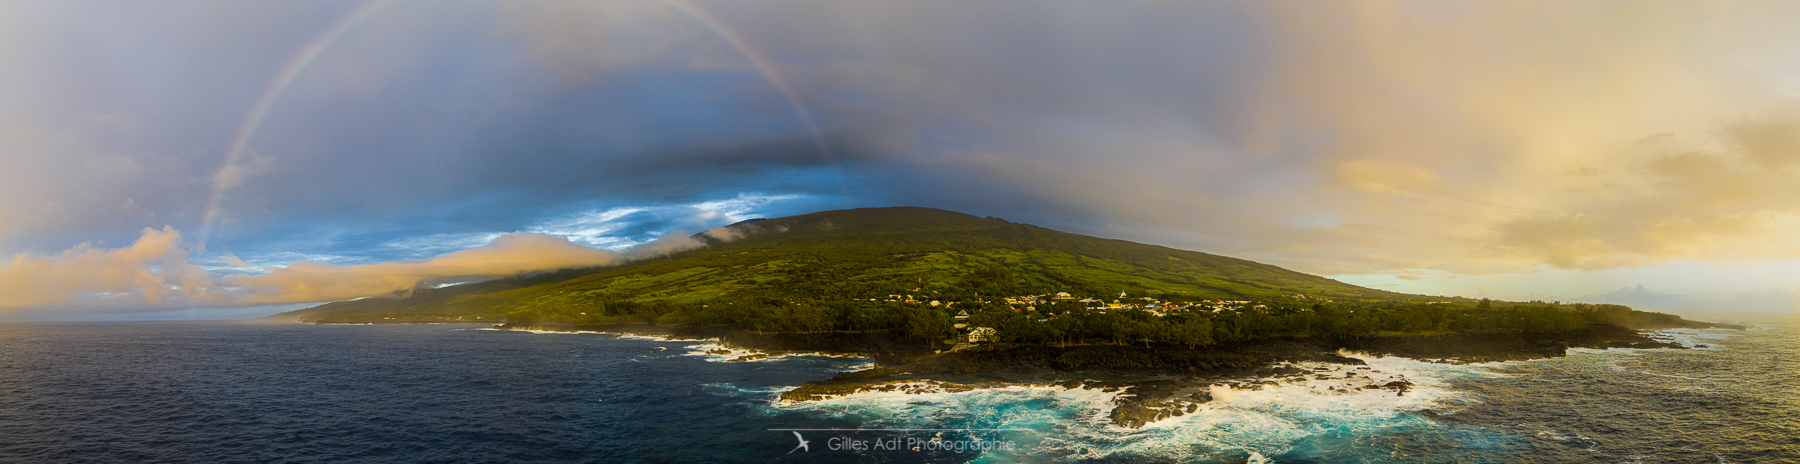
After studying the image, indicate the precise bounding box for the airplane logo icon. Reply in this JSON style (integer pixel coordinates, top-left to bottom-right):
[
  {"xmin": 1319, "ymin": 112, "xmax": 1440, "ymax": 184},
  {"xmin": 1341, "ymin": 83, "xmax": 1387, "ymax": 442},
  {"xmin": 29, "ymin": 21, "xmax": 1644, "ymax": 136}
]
[{"xmin": 788, "ymin": 431, "xmax": 810, "ymax": 454}]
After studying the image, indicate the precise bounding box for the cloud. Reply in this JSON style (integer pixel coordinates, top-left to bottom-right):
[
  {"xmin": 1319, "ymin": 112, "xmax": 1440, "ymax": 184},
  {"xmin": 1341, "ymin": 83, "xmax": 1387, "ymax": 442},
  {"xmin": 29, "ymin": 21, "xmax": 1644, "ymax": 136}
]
[
  {"xmin": 332, "ymin": 216, "xmax": 782, "ymax": 301},
  {"xmin": 0, "ymin": 226, "xmax": 210, "ymax": 308},
  {"xmin": 222, "ymin": 232, "xmax": 621, "ymax": 303},
  {"xmin": 493, "ymin": 0, "xmax": 720, "ymax": 84},
  {"xmin": 7, "ymin": 0, "xmax": 1800, "ymax": 308},
  {"xmin": 1590, "ymin": 284, "xmax": 1684, "ymax": 308},
  {"xmin": 1491, "ymin": 115, "xmax": 1800, "ymax": 270},
  {"xmin": 0, "ymin": 213, "xmax": 788, "ymax": 311},
  {"xmin": 0, "ymin": 227, "xmax": 618, "ymax": 310},
  {"xmin": 596, "ymin": 217, "xmax": 780, "ymax": 261},
  {"xmin": 1577, "ymin": 284, "xmax": 1800, "ymax": 314},
  {"xmin": 1335, "ymin": 159, "xmax": 1438, "ymax": 195},
  {"xmin": 518, "ymin": 193, "xmax": 800, "ymax": 251},
  {"xmin": 569, "ymin": 0, "xmax": 1800, "ymax": 278},
  {"xmin": 210, "ymin": 150, "xmax": 272, "ymax": 191}
]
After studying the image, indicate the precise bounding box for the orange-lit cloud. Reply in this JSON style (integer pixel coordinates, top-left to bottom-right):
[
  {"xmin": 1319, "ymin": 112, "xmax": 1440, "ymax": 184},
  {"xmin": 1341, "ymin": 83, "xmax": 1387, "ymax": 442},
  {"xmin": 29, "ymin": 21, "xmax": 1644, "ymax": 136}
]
[
  {"xmin": 0, "ymin": 221, "xmax": 773, "ymax": 311},
  {"xmin": 1489, "ymin": 117, "xmax": 1800, "ymax": 270},
  {"xmin": 1194, "ymin": 1, "xmax": 1800, "ymax": 276},
  {"xmin": 0, "ymin": 226, "xmax": 211, "ymax": 308},
  {"xmin": 223, "ymin": 232, "xmax": 621, "ymax": 303},
  {"xmin": 0, "ymin": 228, "xmax": 628, "ymax": 310},
  {"xmin": 1335, "ymin": 159, "xmax": 1438, "ymax": 195}
]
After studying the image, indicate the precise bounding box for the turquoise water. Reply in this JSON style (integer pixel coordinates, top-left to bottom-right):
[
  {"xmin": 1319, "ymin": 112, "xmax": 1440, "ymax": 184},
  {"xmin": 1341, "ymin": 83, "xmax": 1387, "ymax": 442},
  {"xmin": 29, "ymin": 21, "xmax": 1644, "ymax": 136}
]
[
  {"xmin": 752, "ymin": 325, "xmax": 1796, "ymax": 463},
  {"xmin": 0, "ymin": 322, "xmax": 1791, "ymax": 463},
  {"xmin": 769, "ymin": 348, "xmax": 1526, "ymax": 463}
]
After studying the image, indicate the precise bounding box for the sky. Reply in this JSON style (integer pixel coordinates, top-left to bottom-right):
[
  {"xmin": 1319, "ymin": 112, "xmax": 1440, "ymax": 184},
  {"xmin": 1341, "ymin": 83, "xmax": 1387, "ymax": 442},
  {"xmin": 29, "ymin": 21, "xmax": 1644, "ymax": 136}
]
[{"xmin": 4, "ymin": 0, "xmax": 1800, "ymax": 320}]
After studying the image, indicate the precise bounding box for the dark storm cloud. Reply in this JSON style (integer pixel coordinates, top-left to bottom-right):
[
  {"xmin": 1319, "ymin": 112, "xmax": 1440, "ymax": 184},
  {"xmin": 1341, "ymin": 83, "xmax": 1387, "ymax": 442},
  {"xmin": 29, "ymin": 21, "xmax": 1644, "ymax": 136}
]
[
  {"xmin": 0, "ymin": 1, "xmax": 367, "ymax": 252},
  {"xmin": 7, "ymin": 0, "xmax": 1278, "ymax": 255}
]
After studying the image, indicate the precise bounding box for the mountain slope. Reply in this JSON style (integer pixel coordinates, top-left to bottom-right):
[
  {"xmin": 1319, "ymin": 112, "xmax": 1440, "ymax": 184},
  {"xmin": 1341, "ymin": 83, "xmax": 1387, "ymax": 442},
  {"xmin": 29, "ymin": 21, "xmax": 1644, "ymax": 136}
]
[{"xmin": 277, "ymin": 207, "xmax": 1416, "ymax": 322}]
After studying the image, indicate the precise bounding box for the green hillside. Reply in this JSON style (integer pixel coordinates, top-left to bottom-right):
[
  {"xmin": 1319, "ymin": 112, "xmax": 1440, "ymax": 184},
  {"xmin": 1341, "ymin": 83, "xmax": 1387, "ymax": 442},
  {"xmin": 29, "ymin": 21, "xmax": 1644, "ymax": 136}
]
[{"xmin": 279, "ymin": 207, "xmax": 1415, "ymax": 324}]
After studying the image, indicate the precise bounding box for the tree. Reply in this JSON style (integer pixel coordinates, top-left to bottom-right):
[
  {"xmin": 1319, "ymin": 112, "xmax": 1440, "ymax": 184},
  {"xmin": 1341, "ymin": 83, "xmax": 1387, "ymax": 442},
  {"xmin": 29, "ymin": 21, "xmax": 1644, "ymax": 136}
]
[{"xmin": 906, "ymin": 307, "xmax": 956, "ymax": 346}]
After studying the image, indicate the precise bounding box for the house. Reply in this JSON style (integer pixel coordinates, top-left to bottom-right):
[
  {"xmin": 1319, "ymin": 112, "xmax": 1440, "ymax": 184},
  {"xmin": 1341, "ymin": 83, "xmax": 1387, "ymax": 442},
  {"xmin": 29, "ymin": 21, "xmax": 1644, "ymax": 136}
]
[
  {"xmin": 968, "ymin": 327, "xmax": 997, "ymax": 343},
  {"xmin": 955, "ymin": 310, "xmax": 970, "ymax": 320}
]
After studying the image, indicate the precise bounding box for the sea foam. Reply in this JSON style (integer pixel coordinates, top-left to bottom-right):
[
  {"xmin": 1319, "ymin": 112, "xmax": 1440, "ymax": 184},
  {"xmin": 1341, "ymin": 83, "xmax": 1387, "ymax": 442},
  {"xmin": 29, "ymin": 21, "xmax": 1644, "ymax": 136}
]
[
  {"xmin": 762, "ymin": 354, "xmax": 1500, "ymax": 462},
  {"xmin": 1649, "ymin": 327, "xmax": 1742, "ymax": 350},
  {"xmin": 680, "ymin": 341, "xmax": 870, "ymax": 364}
]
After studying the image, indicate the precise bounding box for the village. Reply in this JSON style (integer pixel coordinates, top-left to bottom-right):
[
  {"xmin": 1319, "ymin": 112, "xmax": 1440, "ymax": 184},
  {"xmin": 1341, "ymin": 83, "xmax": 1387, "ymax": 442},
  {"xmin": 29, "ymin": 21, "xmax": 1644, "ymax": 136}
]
[{"xmin": 872, "ymin": 291, "xmax": 1335, "ymax": 344}]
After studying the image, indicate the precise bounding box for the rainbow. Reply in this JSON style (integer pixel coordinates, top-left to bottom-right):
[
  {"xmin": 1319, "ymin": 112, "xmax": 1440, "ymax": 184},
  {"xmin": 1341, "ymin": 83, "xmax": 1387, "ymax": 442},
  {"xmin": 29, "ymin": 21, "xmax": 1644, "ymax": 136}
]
[
  {"xmin": 198, "ymin": 0, "xmax": 407, "ymax": 245},
  {"xmin": 657, "ymin": 0, "xmax": 837, "ymax": 161},
  {"xmin": 199, "ymin": 0, "xmax": 835, "ymax": 245}
]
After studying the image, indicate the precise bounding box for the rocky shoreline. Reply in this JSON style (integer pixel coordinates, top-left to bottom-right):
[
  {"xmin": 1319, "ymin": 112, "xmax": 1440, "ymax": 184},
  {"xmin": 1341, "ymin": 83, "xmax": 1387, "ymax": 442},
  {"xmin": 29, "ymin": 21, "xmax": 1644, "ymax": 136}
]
[
  {"xmin": 774, "ymin": 324, "xmax": 1704, "ymax": 428},
  {"xmin": 485, "ymin": 322, "xmax": 1706, "ymax": 429}
]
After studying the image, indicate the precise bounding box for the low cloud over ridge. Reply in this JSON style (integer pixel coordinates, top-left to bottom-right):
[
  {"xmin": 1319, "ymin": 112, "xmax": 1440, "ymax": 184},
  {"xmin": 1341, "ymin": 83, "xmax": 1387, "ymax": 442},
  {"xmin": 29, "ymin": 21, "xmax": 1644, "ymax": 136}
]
[
  {"xmin": 0, "ymin": 225, "xmax": 755, "ymax": 310},
  {"xmin": 222, "ymin": 232, "xmax": 621, "ymax": 304}
]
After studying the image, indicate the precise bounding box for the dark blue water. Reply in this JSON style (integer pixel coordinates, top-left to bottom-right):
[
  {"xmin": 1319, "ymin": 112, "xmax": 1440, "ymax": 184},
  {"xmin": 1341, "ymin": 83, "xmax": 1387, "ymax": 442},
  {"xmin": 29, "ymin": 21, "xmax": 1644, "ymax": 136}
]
[
  {"xmin": 1435, "ymin": 327, "xmax": 1800, "ymax": 463},
  {"xmin": 0, "ymin": 323, "xmax": 874, "ymax": 463},
  {"xmin": 0, "ymin": 321, "xmax": 1792, "ymax": 463}
]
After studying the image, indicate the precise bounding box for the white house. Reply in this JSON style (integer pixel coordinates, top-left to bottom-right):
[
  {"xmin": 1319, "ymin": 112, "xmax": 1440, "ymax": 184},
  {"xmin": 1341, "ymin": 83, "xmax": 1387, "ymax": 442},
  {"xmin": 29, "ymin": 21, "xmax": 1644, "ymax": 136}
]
[{"xmin": 968, "ymin": 327, "xmax": 997, "ymax": 343}]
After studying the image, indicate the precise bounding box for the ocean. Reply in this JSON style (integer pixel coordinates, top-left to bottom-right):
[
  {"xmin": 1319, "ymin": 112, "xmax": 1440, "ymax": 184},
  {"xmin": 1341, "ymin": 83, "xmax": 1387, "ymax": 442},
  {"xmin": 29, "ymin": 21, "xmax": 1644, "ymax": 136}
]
[{"xmin": 0, "ymin": 321, "xmax": 1792, "ymax": 463}]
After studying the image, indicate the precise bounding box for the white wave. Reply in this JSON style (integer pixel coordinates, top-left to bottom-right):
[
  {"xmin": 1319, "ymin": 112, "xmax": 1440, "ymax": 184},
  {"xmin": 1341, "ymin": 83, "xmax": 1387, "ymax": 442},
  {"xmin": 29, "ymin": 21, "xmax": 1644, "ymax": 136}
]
[
  {"xmin": 475, "ymin": 327, "xmax": 716, "ymax": 344},
  {"xmin": 1648, "ymin": 328, "xmax": 1741, "ymax": 350},
  {"xmin": 763, "ymin": 354, "xmax": 1496, "ymax": 462},
  {"xmin": 1085, "ymin": 357, "xmax": 1487, "ymax": 461},
  {"xmin": 738, "ymin": 352, "xmax": 869, "ymax": 364},
  {"xmin": 1569, "ymin": 345, "xmax": 1641, "ymax": 357},
  {"xmin": 1635, "ymin": 370, "xmax": 1727, "ymax": 382},
  {"xmin": 700, "ymin": 382, "xmax": 794, "ymax": 396},
  {"xmin": 683, "ymin": 341, "xmax": 736, "ymax": 361},
  {"xmin": 614, "ymin": 333, "xmax": 693, "ymax": 341},
  {"xmin": 1569, "ymin": 342, "xmax": 1736, "ymax": 389},
  {"xmin": 474, "ymin": 327, "xmax": 605, "ymax": 335},
  {"xmin": 679, "ymin": 342, "xmax": 870, "ymax": 364},
  {"xmin": 1535, "ymin": 429, "xmax": 1598, "ymax": 450}
]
